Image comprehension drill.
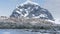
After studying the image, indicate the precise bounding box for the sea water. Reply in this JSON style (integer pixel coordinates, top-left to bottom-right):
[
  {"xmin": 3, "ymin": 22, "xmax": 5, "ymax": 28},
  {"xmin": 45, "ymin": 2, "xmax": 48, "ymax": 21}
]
[{"xmin": 0, "ymin": 29, "xmax": 60, "ymax": 34}]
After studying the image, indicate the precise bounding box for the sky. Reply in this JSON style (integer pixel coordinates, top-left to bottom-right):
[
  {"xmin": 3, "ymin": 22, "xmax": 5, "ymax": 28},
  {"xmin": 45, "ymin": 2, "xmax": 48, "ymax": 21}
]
[{"xmin": 0, "ymin": 0, "xmax": 60, "ymax": 19}]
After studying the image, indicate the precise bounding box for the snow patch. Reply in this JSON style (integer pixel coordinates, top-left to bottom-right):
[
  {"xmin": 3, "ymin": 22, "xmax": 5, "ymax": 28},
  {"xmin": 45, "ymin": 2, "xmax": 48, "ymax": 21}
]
[
  {"xmin": 35, "ymin": 6, "xmax": 39, "ymax": 9},
  {"xmin": 16, "ymin": 11, "xmax": 21, "ymax": 14},
  {"xmin": 20, "ymin": 9, "xmax": 23, "ymax": 11},
  {"xmin": 24, "ymin": 10, "xmax": 29, "ymax": 17},
  {"xmin": 45, "ymin": 19, "xmax": 54, "ymax": 23},
  {"xmin": 27, "ymin": 7, "xmax": 31, "ymax": 10},
  {"xmin": 40, "ymin": 14, "xmax": 47, "ymax": 17}
]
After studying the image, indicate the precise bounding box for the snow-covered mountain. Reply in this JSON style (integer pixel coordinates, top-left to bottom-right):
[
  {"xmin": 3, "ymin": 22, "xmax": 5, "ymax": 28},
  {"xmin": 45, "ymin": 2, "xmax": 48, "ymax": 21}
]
[{"xmin": 10, "ymin": 1, "xmax": 54, "ymax": 20}]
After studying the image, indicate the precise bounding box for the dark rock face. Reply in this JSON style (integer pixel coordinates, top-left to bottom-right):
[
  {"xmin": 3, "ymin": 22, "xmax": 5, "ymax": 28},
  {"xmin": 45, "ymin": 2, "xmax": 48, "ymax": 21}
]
[{"xmin": 10, "ymin": 2, "xmax": 54, "ymax": 20}]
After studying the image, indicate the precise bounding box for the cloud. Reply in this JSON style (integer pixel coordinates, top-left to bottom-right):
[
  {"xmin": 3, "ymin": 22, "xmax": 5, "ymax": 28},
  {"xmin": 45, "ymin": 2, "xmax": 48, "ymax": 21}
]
[{"xmin": 55, "ymin": 19, "xmax": 60, "ymax": 24}]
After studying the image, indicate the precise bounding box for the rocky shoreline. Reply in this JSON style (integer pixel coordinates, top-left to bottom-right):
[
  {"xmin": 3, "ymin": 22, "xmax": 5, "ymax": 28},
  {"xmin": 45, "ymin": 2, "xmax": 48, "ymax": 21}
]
[{"xmin": 0, "ymin": 17, "xmax": 59, "ymax": 31}]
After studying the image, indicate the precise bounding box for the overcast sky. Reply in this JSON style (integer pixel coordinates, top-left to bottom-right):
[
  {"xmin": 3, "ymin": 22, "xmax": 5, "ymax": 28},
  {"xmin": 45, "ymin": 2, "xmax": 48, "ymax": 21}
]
[
  {"xmin": 0, "ymin": 0, "xmax": 60, "ymax": 19},
  {"xmin": 42, "ymin": 0, "xmax": 60, "ymax": 19}
]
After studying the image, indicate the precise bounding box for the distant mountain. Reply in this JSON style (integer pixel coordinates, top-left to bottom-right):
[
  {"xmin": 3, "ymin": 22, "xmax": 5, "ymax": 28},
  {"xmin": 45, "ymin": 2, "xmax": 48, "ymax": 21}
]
[{"xmin": 10, "ymin": 1, "xmax": 54, "ymax": 20}]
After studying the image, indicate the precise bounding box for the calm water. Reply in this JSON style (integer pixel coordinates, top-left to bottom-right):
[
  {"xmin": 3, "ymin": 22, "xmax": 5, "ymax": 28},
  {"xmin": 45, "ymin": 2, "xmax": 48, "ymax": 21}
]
[{"xmin": 0, "ymin": 29, "xmax": 60, "ymax": 34}]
